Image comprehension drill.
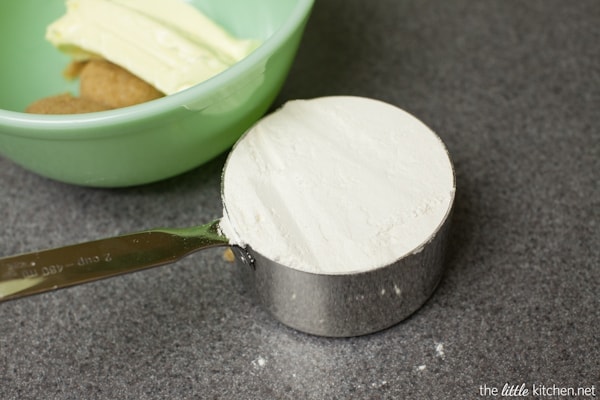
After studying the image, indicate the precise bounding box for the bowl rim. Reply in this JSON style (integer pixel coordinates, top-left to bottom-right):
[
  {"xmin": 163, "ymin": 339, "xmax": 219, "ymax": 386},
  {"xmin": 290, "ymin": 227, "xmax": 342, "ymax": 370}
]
[{"xmin": 0, "ymin": 0, "xmax": 315, "ymax": 138}]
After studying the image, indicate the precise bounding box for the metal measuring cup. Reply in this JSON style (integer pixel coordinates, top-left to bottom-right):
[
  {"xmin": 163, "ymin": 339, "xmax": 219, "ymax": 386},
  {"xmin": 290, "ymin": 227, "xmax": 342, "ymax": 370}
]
[
  {"xmin": 0, "ymin": 186, "xmax": 454, "ymax": 338},
  {"xmin": 0, "ymin": 214, "xmax": 453, "ymax": 338},
  {"xmin": 0, "ymin": 97, "xmax": 455, "ymax": 337}
]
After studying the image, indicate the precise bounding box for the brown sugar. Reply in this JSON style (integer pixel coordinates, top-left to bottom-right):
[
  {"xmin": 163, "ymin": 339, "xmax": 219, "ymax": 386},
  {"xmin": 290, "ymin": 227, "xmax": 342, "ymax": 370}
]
[
  {"xmin": 79, "ymin": 59, "xmax": 164, "ymax": 109},
  {"xmin": 25, "ymin": 93, "xmax": 110, "ymax": 114},
  {"xmin": 26, "ymin": 59, "xmax": 165, "ymax": 114},
  {"xmin": 222, "ymin": 248, "xmax": 236, "ymax": 263},
  {"xmin": 63, "ymin": 60, "xmax": 88, "ymax": 80}
]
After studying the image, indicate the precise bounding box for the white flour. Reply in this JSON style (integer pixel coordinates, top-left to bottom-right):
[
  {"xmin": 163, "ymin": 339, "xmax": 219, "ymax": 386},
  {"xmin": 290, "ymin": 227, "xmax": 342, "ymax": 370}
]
[{"xmin": 219, "ymin": 96, "xmax": 455, "ymax": 274}]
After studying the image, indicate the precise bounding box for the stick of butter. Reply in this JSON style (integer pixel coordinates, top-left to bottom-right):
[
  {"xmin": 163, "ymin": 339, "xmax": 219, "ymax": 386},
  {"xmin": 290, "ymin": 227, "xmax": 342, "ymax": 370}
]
[{"xmin": 47, "ymin": 0, "xmax": 261, "ymax": 95}]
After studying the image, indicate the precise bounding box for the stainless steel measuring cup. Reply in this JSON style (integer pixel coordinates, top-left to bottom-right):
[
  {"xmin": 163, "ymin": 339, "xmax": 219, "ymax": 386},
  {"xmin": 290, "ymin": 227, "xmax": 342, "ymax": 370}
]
[
  {"xmin": 0, "ymin": 95, "xmax": 456, "ymax": 337},
  {"xmin": 0, "ymin": 197, "xmax": 453, "ymax": 337}
]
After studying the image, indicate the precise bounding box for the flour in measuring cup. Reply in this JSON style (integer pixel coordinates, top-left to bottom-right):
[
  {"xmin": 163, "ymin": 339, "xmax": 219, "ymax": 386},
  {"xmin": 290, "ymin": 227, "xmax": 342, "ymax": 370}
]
[{"xmin": 219, "ymin": 96, "xmax": 455, "ymax": 274}]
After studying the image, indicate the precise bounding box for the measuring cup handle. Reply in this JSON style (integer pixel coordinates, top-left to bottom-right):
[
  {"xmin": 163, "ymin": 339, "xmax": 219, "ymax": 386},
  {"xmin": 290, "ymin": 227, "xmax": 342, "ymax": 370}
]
[{"xmin": 0, "ymin": 219, "xmax": 228, "ymax": 302}]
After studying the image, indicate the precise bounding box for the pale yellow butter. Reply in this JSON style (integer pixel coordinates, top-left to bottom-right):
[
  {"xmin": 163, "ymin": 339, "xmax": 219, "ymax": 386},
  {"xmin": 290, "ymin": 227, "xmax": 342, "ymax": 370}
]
[{"xmin": 47, "ymin": 0, "xmax": 261, "ymax": 94}]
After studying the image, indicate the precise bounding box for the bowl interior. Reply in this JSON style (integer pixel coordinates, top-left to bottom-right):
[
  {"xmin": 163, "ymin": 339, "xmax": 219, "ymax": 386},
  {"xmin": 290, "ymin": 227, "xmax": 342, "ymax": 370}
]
[{"xmin": 0, "ymin": 0, "xmax": 300, "ymax": 112}]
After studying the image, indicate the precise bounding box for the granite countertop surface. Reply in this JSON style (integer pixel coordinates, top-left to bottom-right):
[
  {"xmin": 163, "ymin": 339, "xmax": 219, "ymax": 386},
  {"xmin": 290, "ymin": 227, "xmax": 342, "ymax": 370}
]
[{"xmin": 1, "ymin": 0, "xmax": 598, "ymax": 399}]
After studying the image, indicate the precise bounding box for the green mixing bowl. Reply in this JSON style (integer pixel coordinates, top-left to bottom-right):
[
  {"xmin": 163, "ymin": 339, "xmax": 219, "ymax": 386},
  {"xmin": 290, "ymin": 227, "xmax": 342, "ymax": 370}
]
[{"xmin": 0, "ymin": 0, "xmax": 314, "ymax": 187}]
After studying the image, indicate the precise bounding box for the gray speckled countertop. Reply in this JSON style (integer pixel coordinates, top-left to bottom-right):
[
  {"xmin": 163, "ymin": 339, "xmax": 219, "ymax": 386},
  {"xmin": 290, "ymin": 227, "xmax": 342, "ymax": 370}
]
[{"xmin": 1, "ymin": 1, "xmax": 598, "ymax": 399}]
